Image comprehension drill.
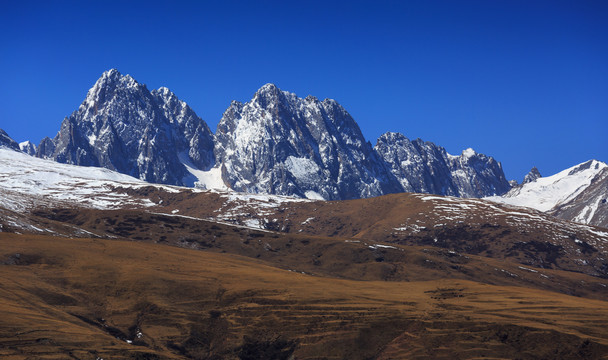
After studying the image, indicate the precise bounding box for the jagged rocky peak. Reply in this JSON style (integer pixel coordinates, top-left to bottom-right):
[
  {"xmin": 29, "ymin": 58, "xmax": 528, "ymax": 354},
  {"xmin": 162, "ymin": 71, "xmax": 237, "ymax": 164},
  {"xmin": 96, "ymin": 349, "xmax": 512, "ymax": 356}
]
[
  {"xmin": 40, "ymin": 69, "xmax": 215, "ymax": 185},
  {"xmin": 19, "ymin": 141, "xmax": 36, "ymax": 155},
  {"xmin": 522, "ymin": 166, "xmax": 542, "ymax": 184},
  {"xmin": 36, "ymin": 137, "xmax": 56, "ymax": 159},
  {"xmin": 150, "ymin": 86, "xmax": 215, "ymax": 170},
  {"xmin": 81, "ymin": 69, "xmax": 139, "ymax": 113},
  {"xmin": 0, "ymin": 129, "xmax": 20, "ymax": 151},
  {"xmin": 447, "ymin": 147, "xmax": 511, "ymax": 197},
  {"xmin": 26, "ymin": 72, "xmax": 515, "ymax": 200},
  {"xmin": 374, "ymin": 131, "xmax": 511, "ymax": 198},
  {"xmin": 214, "ymin": 84, "xmax": 401, "ymax": 200}
]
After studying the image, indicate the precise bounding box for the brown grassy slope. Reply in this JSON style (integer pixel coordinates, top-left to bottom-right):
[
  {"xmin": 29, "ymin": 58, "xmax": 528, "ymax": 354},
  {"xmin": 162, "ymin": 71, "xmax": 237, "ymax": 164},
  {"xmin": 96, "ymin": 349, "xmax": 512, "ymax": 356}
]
[
  {"xmin": 152, "ymin": 191, "xmax": 608, "ymax": 278},
  {"xmin": 30, "ymin": 208, "xmax": 608, "ymax": 300},
  {"xmin": 33, "ymin": 185, "xmax": 606, "ymax": 279},
  {"xmin": 1, "ymin": 233, "xmax": 608, "ymax": 359}
]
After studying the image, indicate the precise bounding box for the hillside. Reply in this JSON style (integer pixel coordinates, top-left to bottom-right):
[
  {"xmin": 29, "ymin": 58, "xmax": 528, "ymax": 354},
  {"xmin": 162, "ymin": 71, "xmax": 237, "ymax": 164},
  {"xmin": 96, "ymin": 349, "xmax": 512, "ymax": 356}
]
[
  {"xmin": 2, "ymin": 234, "xmax": 608, "ymax": 359},
  {"xmin": 1, "ymin": 147, "xmax": 608, "ymax": 358}
]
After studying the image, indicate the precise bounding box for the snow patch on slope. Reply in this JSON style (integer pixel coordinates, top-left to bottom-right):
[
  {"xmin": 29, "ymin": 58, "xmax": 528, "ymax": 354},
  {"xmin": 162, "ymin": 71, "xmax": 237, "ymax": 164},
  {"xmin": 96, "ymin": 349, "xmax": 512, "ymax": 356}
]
[
  {"xmin": 0, "ymin": 148, "xmax": 170, "ymax": 211},
  {"xmin": 179, "ymin": 153, "xmax": 227, "ymax": 190},
  {"xmin": 305, "ymin": 190, "xmax": 325, "ymax": 200},
  {"xmin": 486, "ymin": 160, "xmax": 607, "ymax": 212},
  {"xmin": 284, "ymin": 156, "xmax": 320, "ymax": 179}
]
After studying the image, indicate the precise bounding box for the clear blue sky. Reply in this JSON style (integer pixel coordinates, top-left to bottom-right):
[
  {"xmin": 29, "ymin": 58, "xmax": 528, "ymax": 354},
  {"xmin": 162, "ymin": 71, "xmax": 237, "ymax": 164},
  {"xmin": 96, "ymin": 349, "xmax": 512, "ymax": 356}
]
[{"xmin": 1, "ymin": 0, "xmax": 606, "ymax": 181}]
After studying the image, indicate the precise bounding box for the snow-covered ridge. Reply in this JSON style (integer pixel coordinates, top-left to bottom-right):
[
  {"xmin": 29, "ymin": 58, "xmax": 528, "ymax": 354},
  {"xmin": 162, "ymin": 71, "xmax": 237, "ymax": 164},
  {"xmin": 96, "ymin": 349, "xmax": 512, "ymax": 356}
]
[
  {"xmin": 0, "ymin": 148, "xmax": 173, "ymax": 212},
  {"xmin": 374, "ymin": 132, "xmax": 510, "ymax": 198},
  {"xmin": 38, "ymin": 68, "xmax": 216, "ymax": 187},
  {"xmin": 17, "ymin": 69, "xmax": 512, "ymax": 201},
  {"xmin": 486, "ymin": 160, "xmax": 608, "ymax": 225},
  {"xmin": 214, "ymin": 82, "xmax": 403, "ymax": 200},
  {"xmin": 0, "ymin": 148, "xmax": 312, "ymax": 215}
]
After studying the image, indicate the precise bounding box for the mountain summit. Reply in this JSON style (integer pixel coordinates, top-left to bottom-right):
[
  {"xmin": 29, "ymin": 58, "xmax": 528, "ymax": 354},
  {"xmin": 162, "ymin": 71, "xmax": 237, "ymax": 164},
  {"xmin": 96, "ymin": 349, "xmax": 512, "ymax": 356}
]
[
  {"xmin": 375, "ymin": 132, "xmax": 510, "ymax": 198},
  {"xmin": 522, "ymin": 167, "xmax": 542, "ymax": 184},
  {"xmin": 30, "ymin": 70, "xmax": 512, "ymax": 200},
  {"xmin": 36, "ymin": 69, "xmax": 215, "ymax": 186},
  {"xmin": 214, "ymin": 83, "xmax": 402, "ymax": 200}
]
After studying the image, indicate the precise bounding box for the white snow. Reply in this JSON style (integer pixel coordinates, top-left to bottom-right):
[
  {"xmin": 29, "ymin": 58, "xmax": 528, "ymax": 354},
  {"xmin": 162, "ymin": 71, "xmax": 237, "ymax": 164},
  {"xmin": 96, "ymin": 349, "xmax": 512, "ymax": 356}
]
[
  {"xmin": 304, "ymin": 190, "xmax": 325, "ymax": 200},
  {"xmin": 284, "ymin": 156, "xmax": 320, "ymax": 179},
  {"xmin": 518, "ymin": 266, "xmax": 538, "ymax": 273},
  {"xmin": 486, "ymin": 160, "xmax": 607, "ymax": 212},
  {"xmin": 179, "ymin": 152, "xmax": 227, "ymax": 190},
  {"xmin": 573, "ymin": 197, "xmax": 604, "ymax": 225},
  {"xmin": 369, "ymin": 244, "xmax": 398, "ymax": 250},
  {"xmin": 0, "ymin": 148, "xmax": 175, "ymax": 211},
  {"xmin": 301, "ymin": 217, "xmax": 315, "ymax": 225},
  {"xmin": 242, "ymin": 218, "xmax": 262, "ymax": 229},
  {"xmin": 462, "ymin": 148, "xmax": 476, "ymax": 158},
  {"xmin": 88, "ymin": 133, "xmax": 97, "ymax": 146},
  {"xmin": 19, "ymin": 141, "xmax": 36, "ymax": 152},
  {"xmin": 419, "ymin": 195, "xmax": 459, "ymax": 202}
]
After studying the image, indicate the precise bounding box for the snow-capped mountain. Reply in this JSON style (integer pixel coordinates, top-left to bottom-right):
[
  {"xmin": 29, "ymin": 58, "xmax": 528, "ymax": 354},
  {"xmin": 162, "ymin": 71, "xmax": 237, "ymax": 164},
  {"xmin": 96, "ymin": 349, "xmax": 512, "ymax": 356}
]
[
  {"xmin": 214, "ymin": 84, "xmax": 402, "ymax": 200},
  {"xmin": 375, "ymin": 132, "xmax": 510, "ymax": 198},
  {"xmin": 18, "ymin": 70, "xmax": 513, "ymax": 200},
  {"xmin": 549, "ymin": 166, "xmax": 608, "ymax": 228},
  {"xmin": 488, "ymin": 160, "xmax": 608, "ymax": 227},
  {"xmin": 36, "ymin": 69, "xmax": 215, "ymax": 186}
]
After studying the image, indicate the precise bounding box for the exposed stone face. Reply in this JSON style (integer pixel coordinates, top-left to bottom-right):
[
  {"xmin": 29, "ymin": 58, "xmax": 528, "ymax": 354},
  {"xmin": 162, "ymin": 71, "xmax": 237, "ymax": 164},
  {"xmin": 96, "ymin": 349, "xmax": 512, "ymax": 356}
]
[
  {"xmin": 548, "ymin": 165, "xmax": 608, "ymax": 228},
  {"xmin": 32, "ymin": 71, "xmax": 512, "ymax": 200},
  {"xmin": 214, "ymin": 84, "xmax": 402, "ymax": 200},
  {"xmin": 522, "ymin": 167, "xmax": 542, "ymax": 184},
  {"xmin": 375, "ymin": 132, "xmax": 511, "ymax": 198},
  {"xmin": 39, "ymin": 69, "xmax": 215, "ymax": 186},
  {"xmin": 19, "ymin": 141, "xmax": 36, "ymax": 155},
  {"xmin": 0, "ymin": 129, "xmax": 21, "ymax": 151},
  {"xmin": 36, "ymin": 137, "xmax": 56, "ymax": 159}
]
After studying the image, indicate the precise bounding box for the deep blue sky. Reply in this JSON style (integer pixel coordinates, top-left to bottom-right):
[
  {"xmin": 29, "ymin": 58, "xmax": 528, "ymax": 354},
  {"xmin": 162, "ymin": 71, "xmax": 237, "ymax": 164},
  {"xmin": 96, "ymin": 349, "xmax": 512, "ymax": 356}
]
[{"xmin": 1, "ymin": 1, "xmax": 606, "ymax": 181}]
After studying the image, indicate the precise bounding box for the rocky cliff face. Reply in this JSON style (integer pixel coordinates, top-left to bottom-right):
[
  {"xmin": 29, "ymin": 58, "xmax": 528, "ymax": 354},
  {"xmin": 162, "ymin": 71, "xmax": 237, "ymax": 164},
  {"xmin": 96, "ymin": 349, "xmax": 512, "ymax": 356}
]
[
  {"xmin": 374, "ymin": 132, "xmax": 511, "ymax": 197},
  {"xmin": 28, "ymin": 70, "xmax": 513, "ymax": 200},
  {"xmin": 37, "ymin": 69, "xmax": 215, "ymax": 186},
  {"xmin": 214, "ymin": 84, "xmax": 402, "ymax": 200},
  {"xmin": 0, "ymin": 129, "xmax": 20, "ymax": 151},
  {"xmin": 548, "ymin": 165, "xmax": 608, "ymax": 228}
]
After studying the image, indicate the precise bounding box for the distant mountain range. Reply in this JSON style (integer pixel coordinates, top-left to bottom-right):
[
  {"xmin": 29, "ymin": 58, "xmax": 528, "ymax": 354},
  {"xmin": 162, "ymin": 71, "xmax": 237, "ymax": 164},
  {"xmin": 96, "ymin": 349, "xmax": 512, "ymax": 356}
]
[
  {"xmin": 1, "ymin": 69, "xmax": 606, "ymax": 227},
  {"xmin": 15, "ymin": 69, "xmax": 510, "ymax": 200}
]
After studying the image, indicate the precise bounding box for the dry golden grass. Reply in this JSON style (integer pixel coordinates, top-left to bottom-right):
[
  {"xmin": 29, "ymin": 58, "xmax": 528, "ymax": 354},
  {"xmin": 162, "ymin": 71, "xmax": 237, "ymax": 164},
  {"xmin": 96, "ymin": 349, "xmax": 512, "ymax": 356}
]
[
  {"xmin": 1, "ymin": 233, "xmax": 608, "ymax": 359},
  {"xmin": 103, "ymin": 188, "xmax": 608, "ymax": 279}
]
